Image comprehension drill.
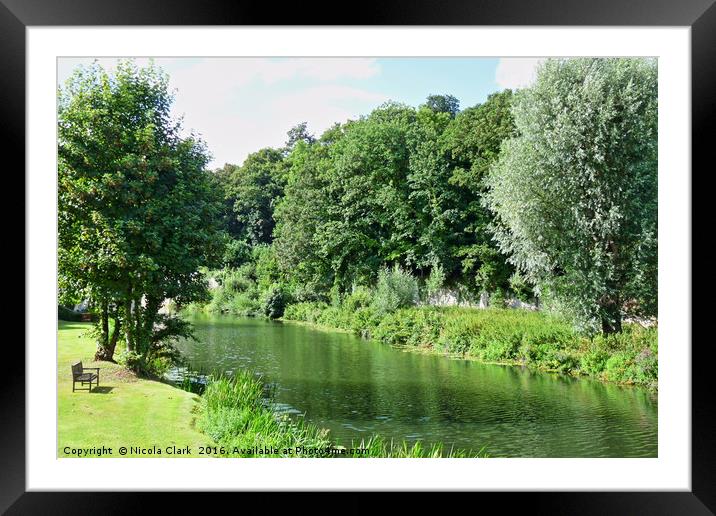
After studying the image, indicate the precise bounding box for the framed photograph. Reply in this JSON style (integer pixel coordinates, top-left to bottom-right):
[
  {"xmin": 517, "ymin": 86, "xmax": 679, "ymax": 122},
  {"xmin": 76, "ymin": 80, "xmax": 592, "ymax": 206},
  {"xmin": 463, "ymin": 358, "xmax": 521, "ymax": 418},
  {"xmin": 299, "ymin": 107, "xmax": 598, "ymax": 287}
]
[{"xmin": 7, "ymin": 0, "xmax": 713, "ymax": 512}]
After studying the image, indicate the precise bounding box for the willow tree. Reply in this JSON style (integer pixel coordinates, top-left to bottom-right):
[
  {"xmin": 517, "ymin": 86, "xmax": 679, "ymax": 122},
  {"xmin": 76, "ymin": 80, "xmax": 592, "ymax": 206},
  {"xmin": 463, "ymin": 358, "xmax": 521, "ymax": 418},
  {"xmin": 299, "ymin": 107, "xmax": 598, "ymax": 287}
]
[
  {"xmin": 484, "ymin": 58, "xmax": 657, "ymax": 334},
  {"xmin": 58, "ymin": 60, "xmax": 224, "ymax": 368}
]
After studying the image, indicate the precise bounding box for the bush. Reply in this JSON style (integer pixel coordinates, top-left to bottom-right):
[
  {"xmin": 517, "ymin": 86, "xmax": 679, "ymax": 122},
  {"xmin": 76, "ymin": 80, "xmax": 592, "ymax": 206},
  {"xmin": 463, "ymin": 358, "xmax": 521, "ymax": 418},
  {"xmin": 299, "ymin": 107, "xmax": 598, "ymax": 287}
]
[
  {"xmin": 580, "ymin": 346, "xmax": 611, "ymax": 376},
  {"xmin": 195, "ymin": 371, "xmax": 475, "ymax": 457},
  {"xmin": 437, "ymin": 312, "xmax": 481, "ymax": 354},
  {"xmin": 283, "ymin": 302, "xmax": 327, "ymax": 324},
  {"xmin": 261, "ymin": 284, "xmax": 288, "ymax": 319},
  {"xmin": 350, "ymin": 305, "xmax": 380, "ymax": 338},
  {"xmin": 344, "ymin": 286, "xmax": 373, "ymax": 312},
  {"xmin": 115, "ymin": 350, "xmax": 172, "ymax": 377},
  {"xmin": 197, "ymin": 372, "xmax": 332, "ymax": 456},
  {"xmin": 423, "ymin": 261, "xmax": 446, "ymax": 301},
  {"xmin": 58, "ymin": 305, "xmax": 83, "ymax": 321},
  {"xmin": 633, "ymin": 347, "xmax": 658, "ymax": 387},
  {"xmin": 372, "ymin": 265, "xmax": 419, "ymax": 315},
  {"xmin": 604, "ymin": 352, "xmax": 634, "ymax": 383},
  {"xmin": 228, "ymin": 292, "xmax": 261, "ymax": 317},
  {"xmin": 280, "ymin": 296, "xmax": 657, "ymax": 387}
]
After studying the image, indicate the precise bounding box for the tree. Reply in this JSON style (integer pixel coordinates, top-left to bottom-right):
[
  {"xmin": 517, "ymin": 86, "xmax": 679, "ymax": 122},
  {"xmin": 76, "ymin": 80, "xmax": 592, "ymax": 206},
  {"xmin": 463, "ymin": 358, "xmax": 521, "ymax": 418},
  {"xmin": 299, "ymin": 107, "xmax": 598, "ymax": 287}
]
[
  {"xmin": 439, "ymin": 89, "xmax": 517, "ymax": 297},
  {"xmin": 58, "ymin": 60, "xmax": 225, "ymax": 367},
  {"xmin": 273, "ymin": 138, "xmax": 334, "ymax": 297},
  {"xmin": 274, "ymin": 96, "xmax": 519, "ymax": 303},
  {"xmin": 284, "ymin": 121, "xmax": 316, "ymax": 152},
  {"xmin": 484, "ymin": 58, "xmax": 657, "ymax": 334},
  {"xmin": 223, "ymin": 148, "xmax": 287, "ymax": 246},
  {"xmin": 423, "ymin": 94, "xmax": 460, "ymax": 118}
]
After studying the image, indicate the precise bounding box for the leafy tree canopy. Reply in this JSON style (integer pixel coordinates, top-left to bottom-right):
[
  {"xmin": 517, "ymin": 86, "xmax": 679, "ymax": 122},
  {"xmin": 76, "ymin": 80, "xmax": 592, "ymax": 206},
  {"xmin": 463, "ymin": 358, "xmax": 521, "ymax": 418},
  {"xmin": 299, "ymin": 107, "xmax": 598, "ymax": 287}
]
[{"xmin": 484, "ymin": 58, "xmax": 657, "ymax": 334}]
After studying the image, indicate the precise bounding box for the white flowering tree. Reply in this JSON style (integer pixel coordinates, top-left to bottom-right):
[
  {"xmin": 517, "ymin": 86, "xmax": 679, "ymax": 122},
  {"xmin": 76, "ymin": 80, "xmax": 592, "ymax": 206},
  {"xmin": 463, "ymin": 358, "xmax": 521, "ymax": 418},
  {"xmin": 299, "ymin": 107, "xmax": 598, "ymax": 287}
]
[{"xmin": 484, "ymin": 58, "xmax": 657, "ymax": 334}]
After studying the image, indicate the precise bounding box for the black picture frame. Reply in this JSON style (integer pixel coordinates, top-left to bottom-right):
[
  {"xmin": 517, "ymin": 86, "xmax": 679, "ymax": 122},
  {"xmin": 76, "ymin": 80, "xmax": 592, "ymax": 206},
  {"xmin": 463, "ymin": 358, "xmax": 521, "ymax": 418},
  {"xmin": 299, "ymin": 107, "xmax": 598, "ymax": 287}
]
[{"xmin": 5, "ymin": 0, "xmax": 713, "ymax": 512}]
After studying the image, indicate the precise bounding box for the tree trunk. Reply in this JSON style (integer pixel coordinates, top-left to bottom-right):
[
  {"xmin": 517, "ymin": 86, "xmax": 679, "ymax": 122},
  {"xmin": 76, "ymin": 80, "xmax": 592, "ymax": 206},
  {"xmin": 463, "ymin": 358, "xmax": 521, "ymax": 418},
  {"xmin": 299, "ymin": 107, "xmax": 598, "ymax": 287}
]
[
  {"xmin": 133, "ymin": 297, "xmax": 143, "ymax": 353},
  {"xmin": 143, "ymin": 297, "xmax": 160, "ymax": 331},
  {"xmin": 100, "ymin": 300, "xmax": 109, "ymax": 344},
  {"xmin": 124, "ymin": 298, "xmax": 134, "ymax": 353},
  {"xmin": 94, "ymin": 299, "xmax": 113, "ymax": 361},
  {"xmin": 600, "ymin": 296, "xmax": 622, "ymax": 335},
  {"xmin": 108, "ymin": 316, "xmax": 121, "ymax": 356}
]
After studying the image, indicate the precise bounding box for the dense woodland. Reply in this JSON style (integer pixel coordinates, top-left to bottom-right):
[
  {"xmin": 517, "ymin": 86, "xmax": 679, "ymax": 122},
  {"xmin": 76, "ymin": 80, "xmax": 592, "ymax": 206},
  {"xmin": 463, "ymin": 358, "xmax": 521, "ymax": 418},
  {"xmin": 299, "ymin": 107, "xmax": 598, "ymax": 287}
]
[{"xmin": 58, "ymin": 58, "xmax": 657, "ymax": 382}]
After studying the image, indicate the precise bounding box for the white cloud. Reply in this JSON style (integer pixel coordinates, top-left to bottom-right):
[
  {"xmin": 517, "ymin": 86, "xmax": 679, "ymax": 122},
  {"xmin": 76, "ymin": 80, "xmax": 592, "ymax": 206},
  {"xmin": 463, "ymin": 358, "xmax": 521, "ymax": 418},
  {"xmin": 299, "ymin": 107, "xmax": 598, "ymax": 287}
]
[
  {"xmin": 166, "ymin": 58, "xmax": 380, "ymax": 110},
  {"xmin": 168, "ymin": 60, "xmax": 386, "ymax": 167},
  {"xmin": 202, "ymin": 84, "xmax": 388, "ymax": 168},
  {"xmin": 57, "ymin": 57, "xmax": 385, "ymax": 168},
  {"xmin": 495, "ymin": 58, "xmax": 545, "ymax": 90}
]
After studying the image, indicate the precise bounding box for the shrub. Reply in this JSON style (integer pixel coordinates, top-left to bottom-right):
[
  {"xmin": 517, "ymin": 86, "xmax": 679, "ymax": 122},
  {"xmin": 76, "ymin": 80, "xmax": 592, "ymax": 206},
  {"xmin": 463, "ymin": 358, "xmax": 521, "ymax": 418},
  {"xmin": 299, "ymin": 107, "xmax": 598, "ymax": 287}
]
[
  {"xmin": 372, "ymin": 310, "xmax": 416, "ymax": 346},
  {"xmin": 437, "ymin": 313, "xmax": 481, "ymax": 354},
  {"xmin": 261, "ymin": 284, "xmax": 287, "ymax": 319},
  {"xmin": 197, "ymin": 372, "xmax": 332, "ymax": 456},
  {"xmin": 58, "ymin": 305, "xmax": 83, "ymax": 321},
  {"xmin": 580, "ymin": 346, "xmax": 611, "ymax": 376},
  {"xmin": 372, "ymin": 265, "xmax": 419, "ymax": 315},
  {"xmin": 344, "ymin": 286, "xmax": 373, "ymax": 312},
  {"xmin": 228, "ymin": 292, "xmax": 261, "ymax": 317},
  {"xmin": 372, "ymin": 308, "xmax": 441, "ymax": 348},
  {"xmin": 350, "ymin": 305, "xmax": 380, "ymax": 338},
  {"xmin": 633, "ymin": 347, "xmax": 658, "ymax": 387},
  {"xmin": 423, "ymin": 261, "xmax": 446, "ymax": 301},
  {"xmin": 280, "ymin": 294, "xmax": 657, "ymax": 387},
  {"xmin": 283, "ymin": 302, "xmax": 327, "ymax": 324}
]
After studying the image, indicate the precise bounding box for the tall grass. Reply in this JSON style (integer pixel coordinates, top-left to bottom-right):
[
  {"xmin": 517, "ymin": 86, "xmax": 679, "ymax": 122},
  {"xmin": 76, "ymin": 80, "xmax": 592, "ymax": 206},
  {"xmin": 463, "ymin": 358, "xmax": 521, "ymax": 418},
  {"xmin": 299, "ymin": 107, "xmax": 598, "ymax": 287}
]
[
  {"xmin": 193, "ymin": 371, "xmax": 483, "ymax": 458},
  {"xmin": 282, "ymin": 301, "xmax": 658, "ymax": 388}
]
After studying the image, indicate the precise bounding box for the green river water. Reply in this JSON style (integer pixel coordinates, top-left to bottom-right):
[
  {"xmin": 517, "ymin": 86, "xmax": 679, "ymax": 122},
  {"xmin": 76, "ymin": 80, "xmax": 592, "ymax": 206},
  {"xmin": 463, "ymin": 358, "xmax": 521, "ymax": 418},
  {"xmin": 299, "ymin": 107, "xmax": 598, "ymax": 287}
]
[{"xmin": 176, "ymin": 314, "xmax": 657, "ymax": 457}]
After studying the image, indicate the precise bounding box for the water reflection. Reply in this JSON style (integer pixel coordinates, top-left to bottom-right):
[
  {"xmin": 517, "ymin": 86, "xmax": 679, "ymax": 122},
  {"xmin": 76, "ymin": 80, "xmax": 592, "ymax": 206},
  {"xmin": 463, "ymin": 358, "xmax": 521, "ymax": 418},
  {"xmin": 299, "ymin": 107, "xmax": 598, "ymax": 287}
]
[{"xmin": 175, "ymin": 314, "xmax": 657, "ymax": 457}]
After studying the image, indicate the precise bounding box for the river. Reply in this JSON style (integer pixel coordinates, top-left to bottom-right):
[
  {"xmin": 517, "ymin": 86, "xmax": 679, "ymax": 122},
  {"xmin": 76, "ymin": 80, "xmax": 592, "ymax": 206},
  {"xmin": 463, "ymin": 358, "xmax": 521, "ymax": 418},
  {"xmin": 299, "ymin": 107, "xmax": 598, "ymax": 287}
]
[{"xmin": 175, "ymin": 314, "xmax": 657, "ymax": 457}]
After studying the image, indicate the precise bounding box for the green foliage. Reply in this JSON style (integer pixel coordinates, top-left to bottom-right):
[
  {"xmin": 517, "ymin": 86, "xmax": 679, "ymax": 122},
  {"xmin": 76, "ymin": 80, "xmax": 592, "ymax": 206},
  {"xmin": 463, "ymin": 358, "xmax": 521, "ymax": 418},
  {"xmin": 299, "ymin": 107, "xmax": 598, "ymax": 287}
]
[
  {"xmin": 271, "ymin": 96, "xmax": 518, "ymax": 299},
  {"xmin": 582, "ymin": 325, "xmax": 658, "ymax": 386},
  {"xmin": 508, "ymin": 271, "xmax": 533, "ymax": 302},
  {"xmin": 351, "ymin": 435, "xmax": 478, "ymax": 458},
  {"xmin": 484, "ymin": 58, "xmax": 658, "ymax": 334},
  {"xmin": 196, "ymin": 370, "xmax": 477, "ymax": 457},
  {"xmin": 373, "ymin": 308, "xmax": 442, "ymax": 348},
  {"xmin": 197, "ymin": 372, "xmax": 332, "ymax": 455},
  {"xmin": 58, "ymin": 59, "xmax": 225, "ymax": 366},
  {"xmin": 424, "ymin": 260, "xmax": 446, "ymax": 300},
  {"xmin": 218, "ymin": 148, "xmax": 287, "ymax": 246},
  {"xmin": 58, "ymin": 305, "xmax": 84, "ymax": 322},
  {"xmin": 283, "ymin": 302, "xmax": 329, "ymax": 325},
  {"xmin": 282, "ymin": 299, "xmax": 657, "ymax": 387},
  {"xmin": 261, "ymin": 284, "xmax": 288, "ymax": 319},
  {"xmin": 344, "ymin": 286, "xmax": 373, "ymax": 312},
  {"xmin": 116, "ymin": 349, "xmax": 174, "ymax": 377},
  {"xmin": 372, "ymin": 265, "xmax": 419, "ymax": 315},
  {"xmin": 284, "ymin": 121, "xmax": 316, "ymax": 151},
  {"xmin": 423, "ymin": 94, "xmax": 460, "ymax": 118},
  {"xmin": 580, "ymin": 346, "xmax": 611, "ymax": 376},
  {"xmin": 441, "ymin": 90, "xmax": 517, "ymax": 295}
]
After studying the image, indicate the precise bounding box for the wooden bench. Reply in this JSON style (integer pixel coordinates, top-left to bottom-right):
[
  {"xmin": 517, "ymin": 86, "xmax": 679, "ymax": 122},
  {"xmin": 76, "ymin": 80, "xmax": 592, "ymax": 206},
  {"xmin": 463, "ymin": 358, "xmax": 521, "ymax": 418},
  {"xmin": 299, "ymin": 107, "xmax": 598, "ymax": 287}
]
[{"xmin": 71, "ymin": 361, "xmax": 100, "ymax": 392}]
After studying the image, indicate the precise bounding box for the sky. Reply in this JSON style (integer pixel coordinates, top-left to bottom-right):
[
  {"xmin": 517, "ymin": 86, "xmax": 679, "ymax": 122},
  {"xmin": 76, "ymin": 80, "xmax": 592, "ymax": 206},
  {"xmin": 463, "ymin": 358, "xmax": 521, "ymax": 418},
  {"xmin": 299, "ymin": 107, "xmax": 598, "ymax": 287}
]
[{"xmin": 58, "ymin": 57, "xmax": 542, "ymax": 169}]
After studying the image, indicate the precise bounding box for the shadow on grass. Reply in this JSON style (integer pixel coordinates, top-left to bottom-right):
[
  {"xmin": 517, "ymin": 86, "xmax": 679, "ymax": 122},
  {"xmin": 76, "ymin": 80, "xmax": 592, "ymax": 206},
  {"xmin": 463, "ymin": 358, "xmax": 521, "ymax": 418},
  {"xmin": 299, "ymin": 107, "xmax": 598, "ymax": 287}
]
[
  {"xmin": 58, "ymin": 321, "xmax": 93, "ymax": 330},
  {"xmin": 89, "ymin": 386, "xmax": 114, "ymax": 394}
]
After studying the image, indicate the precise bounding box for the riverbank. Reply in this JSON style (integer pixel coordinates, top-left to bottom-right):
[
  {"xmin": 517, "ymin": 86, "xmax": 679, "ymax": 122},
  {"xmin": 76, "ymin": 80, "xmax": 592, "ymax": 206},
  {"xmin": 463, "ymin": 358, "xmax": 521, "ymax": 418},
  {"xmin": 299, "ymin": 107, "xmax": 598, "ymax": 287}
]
[
  {"xmin": 58, "ymin": 321, "xmax": 480, "ymax": 457},
  {"xmin": 197, "ymin": 371, "xmax": 479, "ymax": 457},
  {"xmin": 282, "ymin": 303, "xmax": 658, "ymax": 389},
  {"xmin": 58, "ymin": 321, "xmax": 209, "ymax": 457}
]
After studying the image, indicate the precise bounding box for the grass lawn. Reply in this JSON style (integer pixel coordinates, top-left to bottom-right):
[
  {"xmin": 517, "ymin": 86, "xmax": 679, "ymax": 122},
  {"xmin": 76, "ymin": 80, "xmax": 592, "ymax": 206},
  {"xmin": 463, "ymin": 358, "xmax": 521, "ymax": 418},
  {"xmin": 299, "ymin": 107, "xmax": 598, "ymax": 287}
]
[{"xmin": 58, "ymin": 321, "xmax": 212, "ymax": 457}]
